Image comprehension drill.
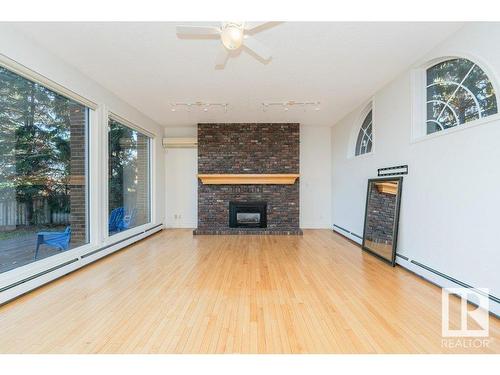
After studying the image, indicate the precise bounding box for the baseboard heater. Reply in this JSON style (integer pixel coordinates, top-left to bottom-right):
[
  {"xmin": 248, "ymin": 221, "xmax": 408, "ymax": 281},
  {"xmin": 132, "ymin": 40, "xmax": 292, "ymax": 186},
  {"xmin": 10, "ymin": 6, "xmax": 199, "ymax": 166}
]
[
  {"xmin": 333, "ymin": 224, "xmax": 500, "ymax": 309},
  {"xmin": 333, "ymin": 224, "xmax": 362, "ymax": 240},
  {"xmin": 0, "ymin": 223, "xmax": 163, "ymax": 296},
  {"xmin": 405, "ymin": 257, "xmax": 500, "ymax": 304},
  {"xmin": 0, "ymin": 258, "xmax": 79, "ymax": 293}
]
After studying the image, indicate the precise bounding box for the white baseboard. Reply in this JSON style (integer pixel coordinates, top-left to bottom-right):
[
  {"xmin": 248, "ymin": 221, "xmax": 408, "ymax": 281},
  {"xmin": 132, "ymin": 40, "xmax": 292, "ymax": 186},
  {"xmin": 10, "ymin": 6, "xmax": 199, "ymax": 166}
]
[
  {"xmin": 300, "ymin": 222, "xmax": 333, "ymax": 229},
  {"xmin": 396, "ymin": 255, "xmax": 500, "ymax": 317},
  {"xmin": 166, "ymin": 222, "xmax": 197, "ymax": 229},
  {"xmin": 333, "ymin": 225, "xmax": 362, "ymax": 244}
]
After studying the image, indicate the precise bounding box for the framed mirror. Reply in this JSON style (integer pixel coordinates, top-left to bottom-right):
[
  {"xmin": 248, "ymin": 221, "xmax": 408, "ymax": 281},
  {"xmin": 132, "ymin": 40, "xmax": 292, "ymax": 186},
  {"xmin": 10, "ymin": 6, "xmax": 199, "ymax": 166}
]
[{"xmin": 362, "ymin": 177, "xmax": 403, "ymax": 266}]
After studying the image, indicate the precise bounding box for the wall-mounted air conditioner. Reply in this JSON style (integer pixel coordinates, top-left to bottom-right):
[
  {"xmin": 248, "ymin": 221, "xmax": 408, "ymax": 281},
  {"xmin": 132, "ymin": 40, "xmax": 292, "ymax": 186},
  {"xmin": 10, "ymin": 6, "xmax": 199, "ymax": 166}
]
[{"xmin": 162, "ymin": 137, "xmax": 197, "ymax": 149}]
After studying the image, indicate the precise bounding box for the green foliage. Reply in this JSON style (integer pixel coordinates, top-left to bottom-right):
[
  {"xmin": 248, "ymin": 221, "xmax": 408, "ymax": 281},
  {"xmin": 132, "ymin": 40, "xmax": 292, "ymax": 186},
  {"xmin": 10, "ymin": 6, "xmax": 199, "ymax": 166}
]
[
  {"xmin": 0, "ymin": 66, "xmax": 81, "ymax": 224},
  {"xmin": 108, "ymin": 119, "xmax": 140, "ymax": 214},
  {"xmin": 426, "ymin": 58, "xmax": 498, "ymax": 134}
]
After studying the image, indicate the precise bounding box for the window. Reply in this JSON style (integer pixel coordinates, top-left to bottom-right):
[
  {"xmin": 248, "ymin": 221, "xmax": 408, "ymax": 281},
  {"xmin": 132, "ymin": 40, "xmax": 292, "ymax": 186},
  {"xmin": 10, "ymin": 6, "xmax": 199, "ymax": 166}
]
[
  {"xmin": 108, "ymin": 118, "xmax": 151, "ymax": 236},
  {"xmin": 0, "ymin": 66, "xmax": 89, "ymax": 274},
  {"xmin": 355, "ymin": 109, "xmax": 373, "ymax": 156},
  {"xmin": 426, "ymin": 58, "xmax": 497, "ymax": 134}
]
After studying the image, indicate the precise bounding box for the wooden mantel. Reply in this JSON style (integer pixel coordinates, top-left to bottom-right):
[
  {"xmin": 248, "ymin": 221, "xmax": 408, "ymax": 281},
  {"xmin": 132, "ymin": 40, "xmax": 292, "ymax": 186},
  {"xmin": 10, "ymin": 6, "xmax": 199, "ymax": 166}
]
[
  {"xmin": 198, "ymin": 174, "xmax": 300, "ymax": 185},
  {"xmin": 374, "ymin": 181, "xmax": 398, "ymax": 195}
]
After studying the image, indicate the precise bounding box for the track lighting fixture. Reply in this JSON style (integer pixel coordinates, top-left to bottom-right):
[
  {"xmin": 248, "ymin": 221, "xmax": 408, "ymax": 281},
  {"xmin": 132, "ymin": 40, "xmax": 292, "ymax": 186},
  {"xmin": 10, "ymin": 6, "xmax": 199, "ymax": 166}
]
[
  {"xmin": 170, "ymin": 102, "xmax": 229, "ymax": 113},
  {"xmin": 262, "ymin": 101, "xmax": 321, "ymax": 112}
]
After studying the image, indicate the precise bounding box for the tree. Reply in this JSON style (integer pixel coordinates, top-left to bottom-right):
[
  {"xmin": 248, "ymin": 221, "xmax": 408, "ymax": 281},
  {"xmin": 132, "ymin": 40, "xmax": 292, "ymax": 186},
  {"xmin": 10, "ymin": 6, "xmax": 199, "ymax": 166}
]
[
  {"xmin": 426, "ymin": 58, "xmax": 497, "ymax": 134},
  {"xmin": 0, "ymin": 66, "xmax": 73, "ymax": 226},
  {"xmin": 108, "ymin": 119, "xmax": 139, "ymax": 214}
]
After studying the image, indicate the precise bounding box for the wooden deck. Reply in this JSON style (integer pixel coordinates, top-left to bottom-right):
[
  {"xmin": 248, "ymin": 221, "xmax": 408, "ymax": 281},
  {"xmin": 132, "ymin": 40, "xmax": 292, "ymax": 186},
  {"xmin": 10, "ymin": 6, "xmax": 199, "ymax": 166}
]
[{"xmin": 0, "ymin": 233, "xmax": 59, "ymax": 274}]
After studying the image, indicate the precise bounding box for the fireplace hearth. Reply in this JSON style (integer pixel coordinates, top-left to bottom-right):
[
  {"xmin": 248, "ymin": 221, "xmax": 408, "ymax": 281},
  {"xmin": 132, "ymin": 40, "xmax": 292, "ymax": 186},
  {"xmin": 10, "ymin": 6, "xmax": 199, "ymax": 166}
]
[{"xmin": 229, "ymin": 201, "xmax": 267, "ymax": 228}]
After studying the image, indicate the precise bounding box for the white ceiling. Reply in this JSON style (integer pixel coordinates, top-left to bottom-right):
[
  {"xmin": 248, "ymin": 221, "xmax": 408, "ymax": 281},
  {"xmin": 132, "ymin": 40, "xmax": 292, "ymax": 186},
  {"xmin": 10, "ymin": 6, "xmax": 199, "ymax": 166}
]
[{"xmin": 14, "ymin": 22, "xmax": 463, "ymax": 127}]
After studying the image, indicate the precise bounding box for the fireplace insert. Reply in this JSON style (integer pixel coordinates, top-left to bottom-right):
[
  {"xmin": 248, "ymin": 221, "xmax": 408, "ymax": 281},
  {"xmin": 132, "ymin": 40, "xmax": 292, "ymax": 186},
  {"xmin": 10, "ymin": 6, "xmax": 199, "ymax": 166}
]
[{"xmin": 229, "ymin": 201, "xmax": 267, "ymax": 228}]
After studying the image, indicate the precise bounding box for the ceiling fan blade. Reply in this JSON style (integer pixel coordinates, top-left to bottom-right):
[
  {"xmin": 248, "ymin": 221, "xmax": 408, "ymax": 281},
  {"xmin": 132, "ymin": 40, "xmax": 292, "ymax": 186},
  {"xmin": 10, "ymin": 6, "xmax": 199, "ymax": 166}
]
[
  {"xmin": 243, "ymin": 35, "xmax": 272, "ymax": 61},
  {"xmin": 244, "ymin": 22, "xmax": 268, "ymax": 32},
  {"xmin": 176, "ymin": 25, "xmax": 220, "ymax": 35},
  {"xmin": 215, "ymin": 44, "xmax": 229, "ymax": 68}
]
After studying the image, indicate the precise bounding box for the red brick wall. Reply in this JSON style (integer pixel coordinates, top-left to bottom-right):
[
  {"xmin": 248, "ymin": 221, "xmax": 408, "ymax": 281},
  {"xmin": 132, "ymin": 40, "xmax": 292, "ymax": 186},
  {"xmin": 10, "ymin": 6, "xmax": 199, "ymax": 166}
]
[
  {"xmin": 196, "ymin": 123, "xmax": 300, "ymax": 233},
  {"xmin": 69, "ymin": 103, "xmax": 87, "ymax": 244},
  {"xmin": 135, "ymin": 134, "xmax": 150, "ymax": 226}
]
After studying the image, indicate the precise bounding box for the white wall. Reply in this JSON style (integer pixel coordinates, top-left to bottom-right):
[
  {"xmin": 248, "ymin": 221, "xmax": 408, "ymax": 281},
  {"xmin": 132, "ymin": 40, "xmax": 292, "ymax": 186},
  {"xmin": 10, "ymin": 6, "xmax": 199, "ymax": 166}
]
[
  {"xmin": 164, "ymin": 125, "xmax": 333, "ymax": 229},
  {"xmin": 164, "ymin": 127, "xmax": 197, "ymax": 228},
  {"xmin": 165, "ymin": 148, "xmax": 198, "ymax": 228},
  {"xmin": 331, "ymin": 23, "xmax": 500, "ymax": 314},
  {"xmin": 300, "ymin": 125, "xmax": 332, "ymax": 228}
]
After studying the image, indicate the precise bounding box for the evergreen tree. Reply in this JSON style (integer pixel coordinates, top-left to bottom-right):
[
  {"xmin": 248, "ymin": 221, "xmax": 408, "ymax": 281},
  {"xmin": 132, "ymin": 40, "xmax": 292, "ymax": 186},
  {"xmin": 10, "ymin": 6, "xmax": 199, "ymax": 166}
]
[
  {"xmin": 0, "ymin": 66, "xmax": 72, "ymax": 226},
  {"xmin": 427, "ymin": 58, "xmax": 497, "ymax": 134},
  {"xmin": 108, "ymin": 119, "xmax": 139, "ymax": 213}
]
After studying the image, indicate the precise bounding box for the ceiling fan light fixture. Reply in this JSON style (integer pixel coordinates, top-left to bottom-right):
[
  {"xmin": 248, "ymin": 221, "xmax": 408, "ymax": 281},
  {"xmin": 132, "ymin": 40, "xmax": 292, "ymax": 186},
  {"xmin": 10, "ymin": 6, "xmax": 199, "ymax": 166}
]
[
  {"xmin": 221, "ymin": 23, "xmax": 244, "ymax": 50},
  {"xmin": 176, "ymin": 22, "xmax": 275, "ymax": 67}
]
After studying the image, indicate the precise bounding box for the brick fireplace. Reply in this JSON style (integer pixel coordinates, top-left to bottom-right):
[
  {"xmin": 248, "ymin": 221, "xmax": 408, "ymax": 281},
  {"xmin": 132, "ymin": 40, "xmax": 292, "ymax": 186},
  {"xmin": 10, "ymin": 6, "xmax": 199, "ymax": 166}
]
[{"xmin": 193, "ymin": 123, "xmax": 302, "ymax": 235}]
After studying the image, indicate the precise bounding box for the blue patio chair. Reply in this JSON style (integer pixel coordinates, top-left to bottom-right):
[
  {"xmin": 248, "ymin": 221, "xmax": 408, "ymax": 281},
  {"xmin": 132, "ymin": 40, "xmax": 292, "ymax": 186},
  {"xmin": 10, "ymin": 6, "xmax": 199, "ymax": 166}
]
[
  {"xmin": 34, "ymin": 226, "xmax": 71, "ymax": 260},
  {"xmin": 119, "ymin": 208, "xmax": 137, "ymax": 231},
  {"xmin": 109, "ymin": 207, "xmax": 138, "ymax": 233},
  {"xmin": 108, "ymin": 207, "xmax": 125, "ymax": 233}
]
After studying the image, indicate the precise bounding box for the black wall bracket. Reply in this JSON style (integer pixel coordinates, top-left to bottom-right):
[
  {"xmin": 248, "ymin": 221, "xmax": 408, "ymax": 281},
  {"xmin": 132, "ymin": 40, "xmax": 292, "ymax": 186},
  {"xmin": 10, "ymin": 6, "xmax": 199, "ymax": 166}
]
[{"xmin": 378, "ymin": 165, "xmax": 408, "ymax": 177}]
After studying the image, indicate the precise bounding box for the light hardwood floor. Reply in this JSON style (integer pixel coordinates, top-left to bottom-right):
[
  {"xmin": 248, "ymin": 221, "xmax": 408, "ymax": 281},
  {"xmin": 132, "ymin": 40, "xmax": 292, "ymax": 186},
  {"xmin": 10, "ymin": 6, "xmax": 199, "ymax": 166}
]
[{"xmin": 0, "ymin": 229, "xmax": 498, "ymax": 353}]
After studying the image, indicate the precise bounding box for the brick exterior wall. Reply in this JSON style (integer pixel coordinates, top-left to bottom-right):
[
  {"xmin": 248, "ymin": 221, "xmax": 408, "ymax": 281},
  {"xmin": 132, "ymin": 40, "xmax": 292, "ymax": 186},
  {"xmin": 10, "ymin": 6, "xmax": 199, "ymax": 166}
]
[
  {"xmin": 195, "ymin": 123, "xmax": 301, "ymax": 235},
  {"xmin": 135, "ymin": 134, "xmax": 150, "ymax": 226},
  {"xmin": 365, "ymin": 187, "xmax": 396, "ymax": 244},
  {"xmin": 69, "ymin": 104, "xmax": 87, "ymax": 244}
]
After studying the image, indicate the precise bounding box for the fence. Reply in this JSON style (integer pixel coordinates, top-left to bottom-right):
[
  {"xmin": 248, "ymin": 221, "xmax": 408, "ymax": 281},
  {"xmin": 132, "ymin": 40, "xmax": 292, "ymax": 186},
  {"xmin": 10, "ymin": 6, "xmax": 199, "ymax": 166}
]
[{"xmin": 0, "ymin": 197, "xmax": 70, "ymax": 229}]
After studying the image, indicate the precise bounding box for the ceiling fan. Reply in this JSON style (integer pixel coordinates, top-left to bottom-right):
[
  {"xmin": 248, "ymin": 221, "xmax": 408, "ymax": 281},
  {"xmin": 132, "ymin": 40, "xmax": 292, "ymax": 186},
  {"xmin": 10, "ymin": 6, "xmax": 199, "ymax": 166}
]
[{"xmin": 176, "ymin": 22, "xmax": 273, "ymax": 67}]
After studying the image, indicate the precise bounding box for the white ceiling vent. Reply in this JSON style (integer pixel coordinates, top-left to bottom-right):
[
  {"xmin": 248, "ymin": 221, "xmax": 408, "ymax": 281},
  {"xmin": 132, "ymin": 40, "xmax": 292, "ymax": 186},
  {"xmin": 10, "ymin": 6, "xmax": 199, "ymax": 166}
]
[{"xmin": 162, "ymin": 137, "xmax": 198, "ymax": 149}]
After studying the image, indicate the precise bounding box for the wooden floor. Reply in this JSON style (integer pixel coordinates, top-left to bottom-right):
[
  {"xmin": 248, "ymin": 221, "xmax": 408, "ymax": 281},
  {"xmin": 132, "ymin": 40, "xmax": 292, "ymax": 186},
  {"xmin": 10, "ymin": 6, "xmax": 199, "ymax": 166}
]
[{"xmin": 0, "ymin": 229, "xmax": 498, "ymax": 353}]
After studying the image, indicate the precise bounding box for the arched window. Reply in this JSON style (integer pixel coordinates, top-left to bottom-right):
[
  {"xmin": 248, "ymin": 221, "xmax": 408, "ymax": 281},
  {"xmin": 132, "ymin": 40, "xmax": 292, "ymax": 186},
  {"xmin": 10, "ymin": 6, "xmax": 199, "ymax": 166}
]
[
  {"xmin": 355, "ymin": 109, "xmax": 373, "ymax": 156},
  {"xmin": 426, "ymin": 58, "xmax": 497, "ymax": 134}
]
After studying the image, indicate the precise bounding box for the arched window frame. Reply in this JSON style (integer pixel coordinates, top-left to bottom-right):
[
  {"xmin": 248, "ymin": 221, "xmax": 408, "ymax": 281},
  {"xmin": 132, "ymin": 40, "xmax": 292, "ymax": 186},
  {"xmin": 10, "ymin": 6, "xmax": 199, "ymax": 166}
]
[
  {"xmin": 349, "ymin": 102, "xmax": 374, "ymax": 158},
  {"xmin": 411, "ymin": 53, "xmax": 500, "ymax": 142}
]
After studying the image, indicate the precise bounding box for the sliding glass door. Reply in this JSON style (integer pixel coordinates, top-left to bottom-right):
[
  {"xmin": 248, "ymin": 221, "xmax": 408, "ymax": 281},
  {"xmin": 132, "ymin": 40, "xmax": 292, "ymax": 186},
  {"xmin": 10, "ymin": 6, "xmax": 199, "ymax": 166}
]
[
  {"xmin": 0, "ymin": 66, "xmax": 89, "ymax": 274},
  {"xmin": 108, "ymin": 118, "xmax": 151, "ymax": 236}
]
